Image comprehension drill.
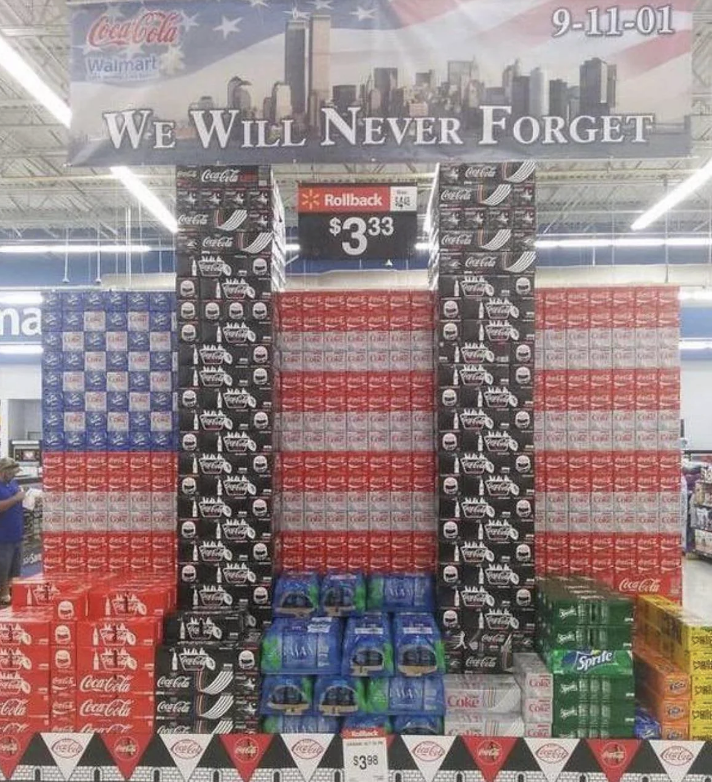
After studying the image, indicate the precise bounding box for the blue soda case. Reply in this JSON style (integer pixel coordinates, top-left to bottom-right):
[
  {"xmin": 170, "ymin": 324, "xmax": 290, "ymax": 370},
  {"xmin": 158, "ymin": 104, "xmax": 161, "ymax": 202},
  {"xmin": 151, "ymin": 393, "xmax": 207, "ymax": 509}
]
[
  {"xmin": 368, "ymin": 574, "xmax": 434, "ymax": 613},
  {"xmin": 320, "ymin": 573, "xmax": 366, "ymax": 618},
  {"xmin": 314, "ymin": 676, "xmax": 367, "ymax": 717},
  {"xmin": 261, "ymin": 617, "xmax": 342, "ymax": 675},
  {"xmin": 273, "ymin": 573, "xmax": 320, "ymax": 617},
  {"xmin": 392, "ymin": 715, "xmax": 443, "ymax": 734},
  {"xmin": 260, "ymin": 675, "xmax": 313, "ymax": 715},
  {"xmin": 366, "ymin": 675, "xmax": 445, "ymax": 715},
  {"xmin": 262, "ymin": 715, "xmax": 340, "ymax": 734},
  {"xmin": 342, "ymin": 614, "xmax": 394, "ymax": 678},
  {"xmin": 634, "ymin": 706, "xmax": 661, "ymax": 739},
  {"xmin": 393, "ymin": 613, "xmax": 446, "ymax": 677}
]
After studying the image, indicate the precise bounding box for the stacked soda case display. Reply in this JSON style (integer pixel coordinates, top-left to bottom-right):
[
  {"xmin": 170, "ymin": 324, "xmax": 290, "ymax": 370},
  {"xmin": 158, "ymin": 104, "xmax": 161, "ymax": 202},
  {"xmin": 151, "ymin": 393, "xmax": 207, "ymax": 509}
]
[
  {"xmin": 173, "ymin": 164, "xmax": 285, "ymax": 733},
  {"xmin": 536, "ymin": 577, "xmax": 636, "ymax": 738},
  {"xmin": 0, "ymin": 574, "xmax": 174, "ymax": 733},
  {"xmin": 259, "ymin": 573, "xmax": 445, "ymax": 734},
  {"xmin": 636, "ymin": 594, "xmax": 712, "ymax": 739},
  {"xmin": 430, "ymin": 162, "xmax": 537, "ymax": 673},
  {"xmin": 41, "ymin": 289, "xmax": 177, "ymax": 575},
  {"xmin": 443, "ymin": 673, "xmax": 527, "ymax": 736},
  {"xmin": 535, "ymin": 286, "xmax": 682, "ymax": 599},
  {"xmin": 513, "ymin": 653, "xmax": 554, "ymax": 736},
  {"xmin": 275, "ymin": 290, "xmax": 436, "ymax": 574},
  {"xmin": 154, "ymin": 612, "xmax": 262, "ymax": 734}
]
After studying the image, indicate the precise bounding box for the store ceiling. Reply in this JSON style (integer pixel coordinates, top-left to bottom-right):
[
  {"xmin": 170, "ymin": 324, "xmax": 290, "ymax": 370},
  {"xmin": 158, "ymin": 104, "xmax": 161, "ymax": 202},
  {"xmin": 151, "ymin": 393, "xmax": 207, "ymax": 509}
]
[{"xmin": 1, "ymin": 0, "xmax": 712, "ymax": 245}]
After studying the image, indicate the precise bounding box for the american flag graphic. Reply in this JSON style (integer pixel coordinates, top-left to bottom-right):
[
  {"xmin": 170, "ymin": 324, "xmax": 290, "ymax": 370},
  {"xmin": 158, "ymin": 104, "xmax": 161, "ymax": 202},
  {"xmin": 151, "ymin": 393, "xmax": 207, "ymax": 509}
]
[
  {"xmin": 535, "ymin": 285, "xmax": 682, "ymax": 600},
  {"xmin": 275, "ymin": 290, "xmax": 437, "ymax": 574}
]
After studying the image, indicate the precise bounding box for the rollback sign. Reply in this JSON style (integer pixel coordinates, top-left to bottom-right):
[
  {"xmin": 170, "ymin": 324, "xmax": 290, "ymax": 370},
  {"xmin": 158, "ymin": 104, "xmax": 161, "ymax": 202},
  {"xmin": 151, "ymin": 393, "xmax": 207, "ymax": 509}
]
[
  {"xmin": 69, "ymin": 0, "xmax": 693, "ymax": 165},
  {"xmin": 297, "ymin": 184, "xmax": 418, "ymax": 261}
]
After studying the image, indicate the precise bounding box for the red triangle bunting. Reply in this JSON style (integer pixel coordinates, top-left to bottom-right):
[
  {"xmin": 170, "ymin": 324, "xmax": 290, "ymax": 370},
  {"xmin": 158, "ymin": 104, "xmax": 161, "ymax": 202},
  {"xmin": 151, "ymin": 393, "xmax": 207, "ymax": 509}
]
[
  {"xmin": 586, "ymin": 740, "xmax": 640, "ymax": 782},
  {"xmin": 0, "ymin": 732, "xmax": 33, "ymax": 781},
  {"xmin": 462, "ymin": 737, "xmax": 518, "ymax": 782},
  {"xmin": 101, "ymin": 733, "xmax": 153, "ymax": 781},
  {"xmin": 220, "ymin": 734, "xmax": 273, "ymax": 782}
]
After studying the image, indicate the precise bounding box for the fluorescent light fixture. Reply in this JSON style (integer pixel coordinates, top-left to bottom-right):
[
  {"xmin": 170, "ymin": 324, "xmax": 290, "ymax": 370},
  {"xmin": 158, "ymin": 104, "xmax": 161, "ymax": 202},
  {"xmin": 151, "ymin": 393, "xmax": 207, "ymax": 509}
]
[
  {"xmin": 536, "ymin": 236, "xmax": 712, "ymax": 249},
  {"xmin": 680, "ymin": 340, "xmax": 712, "ymax": 351},
  {"xmin": 415, "ymin": 242, "xmax": 431, "ymax": 250},
  {"xmin": 285, "ymin": 243, "xmax": 300, "ymax": 252},
  {"xmin": 0, "ymin": 34, "xmax": 71, "ymax": 127},
  {"xmin": 0, "ymin": 34, "xmax": 176, "ymax": 235},
  {"xmin": 632, "ymin": 157, "xmax": 712, "ymax": 231},
  {"xmin": 0, "ymin": 344, "xmax": 42, "ymax": 355},
  {"xmin": 0, "ymin": 244, "xmax": 151, "ymax": 254},
  {"xmin": 679, "ymin": 290, "xmax": 712, "ymax": 302},
  {"xmin": 111, "ymin": 167, "xmax": 178, "ymax": 234},
  {"xmin": 0, "ymin": 292, "xmax": 42, "ymax": 305}
]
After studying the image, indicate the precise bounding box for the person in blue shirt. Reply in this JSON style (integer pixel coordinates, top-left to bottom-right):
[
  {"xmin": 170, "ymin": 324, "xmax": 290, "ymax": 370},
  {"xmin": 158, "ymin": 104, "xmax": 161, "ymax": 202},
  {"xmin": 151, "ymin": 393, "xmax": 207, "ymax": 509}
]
[{"xmin": 0, "ymin": 458, "xmax": 24, "ymax": 606}]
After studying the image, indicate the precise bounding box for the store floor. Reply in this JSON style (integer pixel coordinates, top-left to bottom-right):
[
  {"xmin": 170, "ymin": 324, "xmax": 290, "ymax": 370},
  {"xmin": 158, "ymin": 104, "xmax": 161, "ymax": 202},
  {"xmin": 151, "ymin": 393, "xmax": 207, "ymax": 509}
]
[{"xmin": 684, "ymin": 555, "xmax": 712, "ymax": 618}]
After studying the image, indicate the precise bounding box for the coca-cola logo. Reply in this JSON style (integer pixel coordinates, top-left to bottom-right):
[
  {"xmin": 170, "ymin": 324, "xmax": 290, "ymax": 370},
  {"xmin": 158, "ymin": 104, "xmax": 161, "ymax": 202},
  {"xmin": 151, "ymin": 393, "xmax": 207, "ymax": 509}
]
[
  {"xmin": 51, "ymin": 738, "xmax": 83, "ymax": 759},
  {"xmin": 412, "ymin": 741, "xmax": 445, "ymax": 762},
  {"xmin": 203, "ymin": 236, "xmax": 234, "ymax": 249},
  {"xmin": 441, "ymin": 189, "xmax": 472, "ymax": 202},
  {"xmin": 113, "ymin": 737, "xmax": 139, "ymax": 759},
  {"xmin": 171, "ymin": 739, "xmax": 203, "ymax": 760},
  {"xmin": 201, "ymin": 169, "xmax": 242, "ymax": 184},
  {"xmin": 476, "ymin": 741, "xmax": 502, "ymax": 764},
  {"xmin": 178, "ymin": 213, "xmax": 209, "ymax": 226},
  {"xmin": 0, "ymin": 700, "xmax": 28, "ymax": 717},
  {"xmin": 660, "ymin": 746, "xmax": 693, "ymax": 766},
  {"xmin": 528, "ymin": 700, "xmax": 550, "ymax": 714},
  {"xmin": 0, "ymin": 736, "xmax": 18, "ymax": 757},
  {"xmin": 535, "ymin": 744, "xmax": 568, "ymax": 764},
  {"xmin": 87, "ymin": 10, "xmax": 180, "ymax": 48},
  {"xmin": 618, "ymin": 577, "xmax": 661, "ymax": 593},
  {"xmin": 157, "ymin": 701, "xmax": 191, "ymax": 715},
  {"xmin": 79, "ymin": 699, "xmax": 133, "ymax": 718},
  {"xmin": 291, "ymin": 739, "xmax": 324, "ymax": 760},
  {"xmin": 156, "ymin": 675, "xmax": 191, "ymax": 689},
  {"xmin": 232, "ymin": 737, "xmax": 259, "ymax": 760},
  {"xmin": 601, "ymin": 743, "xmax": 627, "ymax": 766},
  {"xmin": 464, "ymin": 165, "xmax": 497, "ymax": 179},
  {"xmin": 465, "ymin": 656, "xmax": 497, "ymax": 669},
  {"xmin": 79, "ymin": 674, "xmax": 132, "ymax": 694},
  {"xmin": 441, "ymin": 233, "xmax": 473, "ymax": 246}
]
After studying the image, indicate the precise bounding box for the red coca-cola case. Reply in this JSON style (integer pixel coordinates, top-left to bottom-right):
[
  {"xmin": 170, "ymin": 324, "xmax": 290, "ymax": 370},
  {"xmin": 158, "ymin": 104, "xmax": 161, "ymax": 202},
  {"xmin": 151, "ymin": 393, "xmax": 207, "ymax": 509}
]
[
  {"xmin": 76, "ymin": 694, "xmax": 155, "ymax": 723},
  {"xmin": 89, "ymin": 587, "xmax": 171, "ymax": 618},
  {"xmin": 0, "ymin": 693, "xmax": 50, "ymax": 720},
  {"xmin": 76, "ymin": 619, "xmax": 161, "ymax": 647},
  {"xmin": 76, "ymin": 646, "xmax": 156, "ymax": 674},
  {"xmin": 76, "ymin": 669, "xmax": 155, "ymax": 696},
  {"xmin": 0, "ymin": 645, "xmax": 50, "ymax": 673},
  {"xmin": 0, "ymin": 612, "xmax": 51, "ymax": 646}
]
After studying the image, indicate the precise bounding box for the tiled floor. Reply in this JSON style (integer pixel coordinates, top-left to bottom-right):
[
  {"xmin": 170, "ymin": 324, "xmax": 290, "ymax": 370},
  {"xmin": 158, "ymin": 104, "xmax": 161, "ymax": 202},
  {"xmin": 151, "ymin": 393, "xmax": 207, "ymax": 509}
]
[{"xmin": 684, "ymin": 555, "xmax": 712, "ymax": 619}]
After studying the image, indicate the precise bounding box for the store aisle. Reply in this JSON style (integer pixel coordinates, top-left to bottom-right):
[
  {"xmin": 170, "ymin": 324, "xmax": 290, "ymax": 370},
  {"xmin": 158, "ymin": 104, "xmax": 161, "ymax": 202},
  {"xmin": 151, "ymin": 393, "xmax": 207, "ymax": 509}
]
[{"xmin": 684, "ymin": 556, "xmax": 712, "ymax": 619}]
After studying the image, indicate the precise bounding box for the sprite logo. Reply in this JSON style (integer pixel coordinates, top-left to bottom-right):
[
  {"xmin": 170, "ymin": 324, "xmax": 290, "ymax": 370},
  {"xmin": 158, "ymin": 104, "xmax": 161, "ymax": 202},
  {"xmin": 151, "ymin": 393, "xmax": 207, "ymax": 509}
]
[{"xmin": 572, "ymin": 650, "xmax": 614, "ymax": 673}]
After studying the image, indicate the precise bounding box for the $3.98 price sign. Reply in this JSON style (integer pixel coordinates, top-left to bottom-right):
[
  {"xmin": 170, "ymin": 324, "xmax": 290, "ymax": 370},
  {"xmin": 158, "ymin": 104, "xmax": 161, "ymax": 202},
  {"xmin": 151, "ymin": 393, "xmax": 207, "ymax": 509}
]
[
  {"xmin": 343, "ymin": 735, "xmax": 388, "ymax": 782},
  {"xmin": 298, "ymin": 183, "xmax": 418, "ymax": 261}
]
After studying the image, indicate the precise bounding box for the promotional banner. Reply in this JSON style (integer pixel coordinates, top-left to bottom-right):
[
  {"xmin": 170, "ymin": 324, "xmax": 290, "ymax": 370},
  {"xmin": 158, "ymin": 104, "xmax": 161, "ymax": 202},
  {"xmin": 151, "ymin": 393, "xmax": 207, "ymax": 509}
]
[
  {"xmin": 297, "ymin": 184, "xmax": 418, "ymax": 260},
  {"xmin": 69, "ymin": 0, "xmax": 693, "ymax": 165}
]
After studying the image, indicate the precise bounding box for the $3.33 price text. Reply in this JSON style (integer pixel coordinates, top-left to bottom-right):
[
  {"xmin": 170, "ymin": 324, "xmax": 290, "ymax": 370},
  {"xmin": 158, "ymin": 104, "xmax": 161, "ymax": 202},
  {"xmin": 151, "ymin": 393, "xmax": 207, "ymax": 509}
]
[
  {"xmin": 329, "ymin": 215, "xmax": 395, "ymax": 257},
  {"xmin": 552, "ymin": 4, "xmax": 675, "ymax": 36}
]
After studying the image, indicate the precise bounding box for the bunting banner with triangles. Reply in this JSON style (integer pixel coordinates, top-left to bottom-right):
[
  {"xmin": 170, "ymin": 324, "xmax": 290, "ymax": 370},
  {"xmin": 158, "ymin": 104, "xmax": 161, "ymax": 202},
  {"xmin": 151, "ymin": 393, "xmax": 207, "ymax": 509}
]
[
  {"xmin": 0, "ymin": 732, "xmax": 34, "ymax": 781},
  {"xmin": 101, "ymin": 733, "xmax": 154, "ymax": 781},
  {"xmin": 462, "ymin": 737, "xmax": 519, "ymax": 782},
  {"xmin": 41, "ymin": 733, "xmax": 93, "ymax": 781},
  {"xmin": 4, "ymin": 734, "xmax": 712, "ymax": 779}
]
